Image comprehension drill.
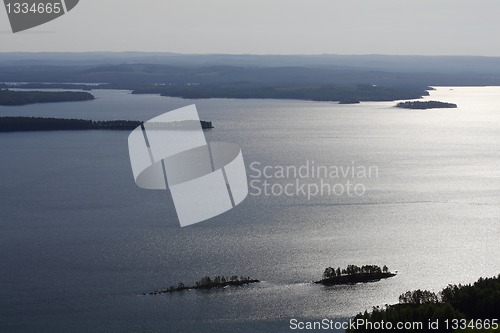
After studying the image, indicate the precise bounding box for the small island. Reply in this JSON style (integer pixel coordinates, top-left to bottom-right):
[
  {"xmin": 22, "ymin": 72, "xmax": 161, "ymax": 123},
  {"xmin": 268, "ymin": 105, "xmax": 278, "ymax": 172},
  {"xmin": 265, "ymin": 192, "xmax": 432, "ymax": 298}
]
[
  {"xmin": 0, "ymin": 89, "xmax": 95, "ymax": 106},
  {"xmin": 145, "ymin": 275, "xmax": 260, "ymax": 295},
  {"xmin": 396, "ymin": 100, "xmax": 457, "ymax": 109},
  {"xmin": 0, "ymin": 117, "xmax": 214, "ymax": 132},
  {"xmin": 315, "ymin": 264, "xmax": 396, "ymax": 286}
]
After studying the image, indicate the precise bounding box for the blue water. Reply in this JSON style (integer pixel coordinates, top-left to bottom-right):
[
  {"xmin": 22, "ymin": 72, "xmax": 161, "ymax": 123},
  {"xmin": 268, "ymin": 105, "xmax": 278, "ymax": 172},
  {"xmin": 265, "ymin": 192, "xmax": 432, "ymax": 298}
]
[{"xmin": 0, "ymin": 87, "xmax": 499, "ymax": 332}]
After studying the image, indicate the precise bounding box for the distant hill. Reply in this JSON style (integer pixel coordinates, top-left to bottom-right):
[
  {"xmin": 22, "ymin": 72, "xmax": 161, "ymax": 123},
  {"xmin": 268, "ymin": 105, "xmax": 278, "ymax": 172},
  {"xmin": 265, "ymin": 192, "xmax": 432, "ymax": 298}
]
[
  {"xmin": 1, "ymin": 52, "xmax": 500, "ymax": 74},
  {"xmin": 2, "ymin": 53, "xmax": 500, "ymax": 103}
]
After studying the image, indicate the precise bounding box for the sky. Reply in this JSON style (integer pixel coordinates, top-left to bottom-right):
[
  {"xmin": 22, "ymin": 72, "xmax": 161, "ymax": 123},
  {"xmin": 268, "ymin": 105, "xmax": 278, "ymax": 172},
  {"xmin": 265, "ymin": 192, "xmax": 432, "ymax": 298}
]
[{"xmin": 1, "ymin": 0, "xmax": 500, "ymax": 55}]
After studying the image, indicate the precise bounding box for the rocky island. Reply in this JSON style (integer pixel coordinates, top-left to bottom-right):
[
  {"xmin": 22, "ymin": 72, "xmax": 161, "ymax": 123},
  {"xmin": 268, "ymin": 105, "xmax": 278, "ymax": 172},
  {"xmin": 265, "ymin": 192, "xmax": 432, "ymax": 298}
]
[
  {"xmin": 396, "ymin": 100, "xmax": 457, "ymax": 109},
  {"xmin": 315, "ymin": 265, "xmax": 396, "ymax": 286},
  {"xmin": 145, "ymin": 275, "xmax": 260, "ymax": 295}
]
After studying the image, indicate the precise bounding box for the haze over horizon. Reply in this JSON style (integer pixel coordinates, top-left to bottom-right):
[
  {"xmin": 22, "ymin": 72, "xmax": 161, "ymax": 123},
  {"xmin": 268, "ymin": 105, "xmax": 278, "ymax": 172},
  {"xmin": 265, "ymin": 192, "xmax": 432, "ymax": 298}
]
[{"xmin": 1, "ymin": 0, "xmax": 500, "ymax": 56}]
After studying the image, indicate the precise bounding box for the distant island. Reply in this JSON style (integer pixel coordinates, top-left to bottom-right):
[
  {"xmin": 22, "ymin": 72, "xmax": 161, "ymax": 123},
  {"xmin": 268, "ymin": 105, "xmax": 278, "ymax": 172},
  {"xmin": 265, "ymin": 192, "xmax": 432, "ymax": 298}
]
[
  {"xmin": 338, "ymin": 99, "xmax": 361, "ymax": 104},
  {"xmin": 396, "ymin": 100, "xmax": 458, "ymax": 109},
  {"xmin": 0, "ymin": 89, "xmax": 95, "ymax": 106},
  {"xmin": 145, "ymin": 275, "xmax": 260, "ymax": 295},
  {"xmin": 0, "ymin": 117, "xmax": 214, "ymax": 132},
  {"xmin": 315, "ymin": 265, "xmax": 396, "ymax": 286},
  {"xmin": 347, "ymin": 274, "xmax": 500, "ymax": 332}
]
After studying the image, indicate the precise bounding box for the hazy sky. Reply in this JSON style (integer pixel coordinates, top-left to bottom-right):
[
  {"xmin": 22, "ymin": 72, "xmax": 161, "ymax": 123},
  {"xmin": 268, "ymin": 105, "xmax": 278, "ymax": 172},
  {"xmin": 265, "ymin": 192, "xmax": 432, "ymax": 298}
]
[{"xmin": 1, "ymin": 0, "xmax": 500, "ymax": 55}]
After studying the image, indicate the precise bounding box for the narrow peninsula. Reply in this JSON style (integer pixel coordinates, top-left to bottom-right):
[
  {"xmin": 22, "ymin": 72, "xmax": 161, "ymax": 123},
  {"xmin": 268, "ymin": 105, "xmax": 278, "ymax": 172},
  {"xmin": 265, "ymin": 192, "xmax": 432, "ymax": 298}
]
[
  {"xmin": 0, "ymin": 89, "xmax": 95, "ymax": 106},
  {"xmin": 315, "ymin": 265, "xmax": 396, "ymax": 286},
  {"xmin": 145, "ymin": 275, "xmax": 260, "ymax": 295},
  {"xmin": 396, "ymin": 100, "xmax": 457, "ymax": 109},
  {"xmin": 0, "ymin": 117, "xmax": 214, "ymax": 132}
]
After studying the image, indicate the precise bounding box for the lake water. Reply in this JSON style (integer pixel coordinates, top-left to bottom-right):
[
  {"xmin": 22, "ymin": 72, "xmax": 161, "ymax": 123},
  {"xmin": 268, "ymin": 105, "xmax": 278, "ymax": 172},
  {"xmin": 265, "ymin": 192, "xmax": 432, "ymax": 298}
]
[{"xmin": 0, "ymin": 87, "xmax": 499, "ymax": 332}]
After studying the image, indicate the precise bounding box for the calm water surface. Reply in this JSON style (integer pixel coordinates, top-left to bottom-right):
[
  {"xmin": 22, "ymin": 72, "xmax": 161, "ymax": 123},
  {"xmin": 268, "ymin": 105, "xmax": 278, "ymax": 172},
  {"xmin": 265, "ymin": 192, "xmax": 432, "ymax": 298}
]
[{"xmin": 0, "ymin": 87, "xmax": 499, "ymax": 332}]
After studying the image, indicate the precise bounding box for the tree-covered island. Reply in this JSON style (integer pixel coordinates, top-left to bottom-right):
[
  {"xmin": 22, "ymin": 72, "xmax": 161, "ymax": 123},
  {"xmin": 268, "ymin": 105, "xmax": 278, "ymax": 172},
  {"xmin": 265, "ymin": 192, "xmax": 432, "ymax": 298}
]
[
  {"xmin": 145, "ymin": 275, "xmax": 260, "ymax": 295},
  {"xmin": 315, "ymin": 265, "xmax": 396, "ymax": 286},
  {"xmin": 396, "ymin": 100, "xmax": 458, "ymax": 109},
  {"xmin": 0, "ymin": 89, "xmax": 95, "ymax": 106}
]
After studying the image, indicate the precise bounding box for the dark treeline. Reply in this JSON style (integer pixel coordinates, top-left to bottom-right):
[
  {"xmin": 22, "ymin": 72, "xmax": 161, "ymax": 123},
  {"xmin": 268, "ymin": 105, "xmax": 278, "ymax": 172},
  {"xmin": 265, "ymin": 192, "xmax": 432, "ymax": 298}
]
[
  {"xmin": 0, "ymin": 89, "xmax": 95, "ymax": 106},
  {"xmin": 323, "ymin": 264, "xmax": 390, "ymax": 278},
  {"xmin": 0, "ymin": 117, "xmax": 213, "ymax": 132},
  {"xmin": 396, "ymin": 100, "xmax": 458, "ymax": 109},
  {"xmin": 316, "ymin": 264, "xmax": 395, "ymax": 286},
  {"xmin": 348, "ymin": 274, "xmax": 500, "ymax": 332},
  {"xmin": 146, "ymin": 275, "xmax": 260, "ymax": 295},
  {"xmin": 0, "ymin": 117, "xmax": 140, "ymax": 131}
]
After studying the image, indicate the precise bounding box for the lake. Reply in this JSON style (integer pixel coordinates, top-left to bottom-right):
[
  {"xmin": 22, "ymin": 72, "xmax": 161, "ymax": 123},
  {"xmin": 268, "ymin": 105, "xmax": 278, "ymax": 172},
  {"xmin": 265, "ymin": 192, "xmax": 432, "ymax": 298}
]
[{"xmin": 0, "ymin": 87, "xmax": 499, "ymax": 332}]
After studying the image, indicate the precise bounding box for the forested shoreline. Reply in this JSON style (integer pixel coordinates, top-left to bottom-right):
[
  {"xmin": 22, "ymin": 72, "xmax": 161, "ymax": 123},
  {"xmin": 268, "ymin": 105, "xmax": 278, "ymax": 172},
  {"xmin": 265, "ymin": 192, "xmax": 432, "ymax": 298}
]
[
  {"xmin": 0, "ymin": 89, "xmax": 95, "ymax": 106},
  {"xmin": 348, "ymin": 274, "xmax": 500, "ymax": 332},
  {"xmin": 0, "ymin": 117, "xmax": 214, "ymax": 132}
]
